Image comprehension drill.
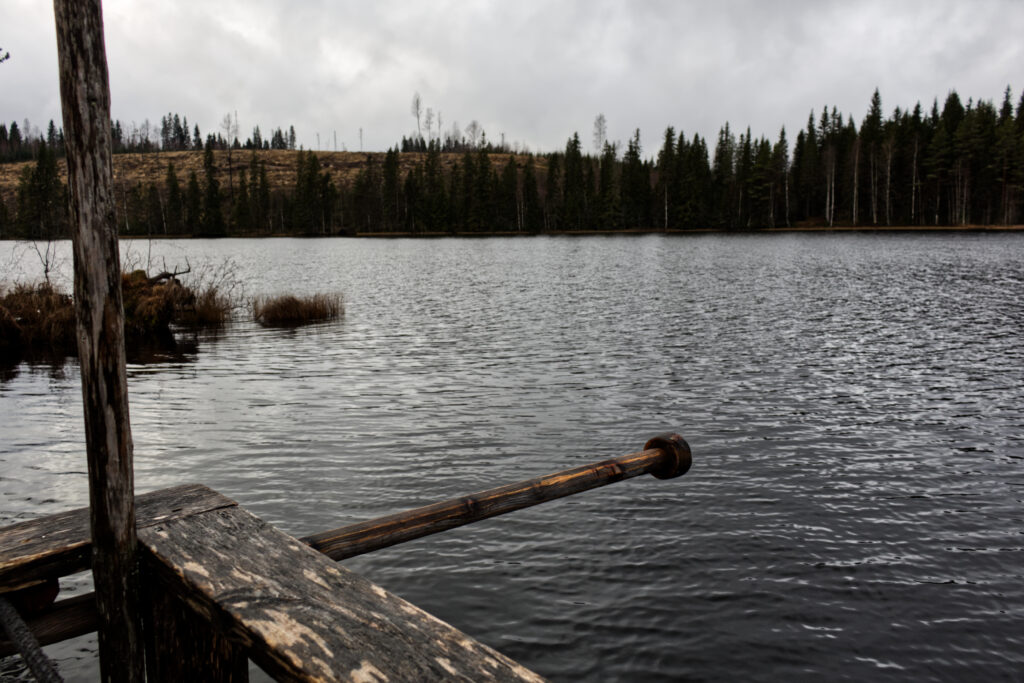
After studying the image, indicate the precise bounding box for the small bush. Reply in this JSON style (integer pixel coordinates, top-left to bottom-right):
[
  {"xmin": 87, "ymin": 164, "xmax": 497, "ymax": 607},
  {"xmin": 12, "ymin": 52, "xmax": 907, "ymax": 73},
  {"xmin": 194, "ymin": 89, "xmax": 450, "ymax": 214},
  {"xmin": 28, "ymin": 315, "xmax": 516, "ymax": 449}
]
[
  {"xmin": 0, "ymin": 267, "xmax": 237, "ymax": 364},
  {"xmin": 253, "ymin": 293, "xmax": 343, "ymax": 327}
]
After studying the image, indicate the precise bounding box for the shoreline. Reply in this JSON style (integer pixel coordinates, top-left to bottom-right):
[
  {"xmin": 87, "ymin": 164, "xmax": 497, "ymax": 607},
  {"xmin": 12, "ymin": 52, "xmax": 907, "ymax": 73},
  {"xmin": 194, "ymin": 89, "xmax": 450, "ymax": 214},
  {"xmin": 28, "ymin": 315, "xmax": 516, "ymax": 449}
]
[{"xmin": 3, "ymin": 225, "xmax": 1023, "ymax": 243}]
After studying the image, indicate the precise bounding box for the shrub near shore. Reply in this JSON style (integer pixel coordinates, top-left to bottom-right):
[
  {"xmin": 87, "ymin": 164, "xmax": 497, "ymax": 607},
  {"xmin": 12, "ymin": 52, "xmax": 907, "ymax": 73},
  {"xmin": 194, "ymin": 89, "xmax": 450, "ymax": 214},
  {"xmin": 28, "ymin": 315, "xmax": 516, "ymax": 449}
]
[
  {"xmin": 0, "ymin": 271, "xmax": 233, "ymax": 363},
  {"xmin": 1, "ymin": 276, "xmax": 344, "ymax": 363},
  {"xmin": 0, "ymin": 282, "xmax": 75, "ymax": 358},
  {"xmin": 253, "ymin": 293, "xmax": 343, "ymax": 327}
]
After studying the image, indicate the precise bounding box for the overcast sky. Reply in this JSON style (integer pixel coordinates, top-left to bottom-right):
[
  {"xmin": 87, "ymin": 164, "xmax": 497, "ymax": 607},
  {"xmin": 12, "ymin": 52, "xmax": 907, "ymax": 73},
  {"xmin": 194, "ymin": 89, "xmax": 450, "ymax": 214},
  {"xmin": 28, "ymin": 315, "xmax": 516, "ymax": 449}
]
[{"xmin": 3, "ymin": 0, "xmax": 1022, "ymax": 156}]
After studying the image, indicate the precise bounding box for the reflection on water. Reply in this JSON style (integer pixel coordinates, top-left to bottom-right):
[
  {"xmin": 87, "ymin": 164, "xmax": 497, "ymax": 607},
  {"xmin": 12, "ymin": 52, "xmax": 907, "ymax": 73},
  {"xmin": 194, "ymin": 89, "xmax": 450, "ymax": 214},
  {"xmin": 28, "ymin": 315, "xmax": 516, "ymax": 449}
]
[{"xmin": 2, "ymin": 233, "xmax": 1023, "ymax": 681}]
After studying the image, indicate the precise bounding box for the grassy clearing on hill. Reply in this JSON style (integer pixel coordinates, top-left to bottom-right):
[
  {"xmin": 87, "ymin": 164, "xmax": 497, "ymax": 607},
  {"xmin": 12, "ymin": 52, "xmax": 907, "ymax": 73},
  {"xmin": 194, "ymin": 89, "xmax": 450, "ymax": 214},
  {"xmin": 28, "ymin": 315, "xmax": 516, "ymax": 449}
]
[{"xmin": 0, "ymin": 149, "xmax": 541, "ymax": 209}]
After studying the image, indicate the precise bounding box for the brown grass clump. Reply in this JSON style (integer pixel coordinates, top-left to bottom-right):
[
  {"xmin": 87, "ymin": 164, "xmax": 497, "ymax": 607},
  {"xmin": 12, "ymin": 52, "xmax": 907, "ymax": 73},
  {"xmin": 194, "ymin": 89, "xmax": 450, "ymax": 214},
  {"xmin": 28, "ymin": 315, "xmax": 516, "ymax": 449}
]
[
  {"xmin": 120, "ymin": 260, "xmax": 239, "ymax": 332},
  {"xmin": 253, "ymin": 293, "xmax": 343, "ymax": 327},
  {"xmin": 172, "ymin": 258, "xmax": 242, "ymax": 328},
  {"xmin": 183, "ymin": 287, "xmax": 232, "ymax": 327},
  {"xmin": 0, "ymin": 282, "xmax": 77, "ymax": 360},
  {"xmin": 121, "ymin": 270, "xmax": 187, "ymax": 340},
  {"xmin": 0, "ymin": 268, "xmax": 238, "ymax": 364}
]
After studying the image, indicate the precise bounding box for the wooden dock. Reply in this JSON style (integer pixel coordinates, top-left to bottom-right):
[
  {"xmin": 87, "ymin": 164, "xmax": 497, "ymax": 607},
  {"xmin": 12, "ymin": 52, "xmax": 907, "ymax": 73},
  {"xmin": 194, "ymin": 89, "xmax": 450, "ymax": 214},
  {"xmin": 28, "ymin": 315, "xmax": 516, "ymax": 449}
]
[
  {"xmin": 0, "ymin": 435, "xmax": 691, "ymax": 680},
  {"xmin": 0, "ymin": 2, "xmax": 695, "ymax": 679},
  {"xmin": 2, "ymin": 438, "xmax": 696, "ymax": 679}
]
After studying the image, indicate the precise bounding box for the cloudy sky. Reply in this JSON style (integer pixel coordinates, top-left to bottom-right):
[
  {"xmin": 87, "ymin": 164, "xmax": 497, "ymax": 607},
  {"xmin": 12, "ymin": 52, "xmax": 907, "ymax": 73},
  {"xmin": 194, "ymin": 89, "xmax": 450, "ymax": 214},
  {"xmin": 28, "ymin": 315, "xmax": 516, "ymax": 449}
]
[{"xmin": 3, "ymin": 0, "xmax": 1022, "ymax": 155}]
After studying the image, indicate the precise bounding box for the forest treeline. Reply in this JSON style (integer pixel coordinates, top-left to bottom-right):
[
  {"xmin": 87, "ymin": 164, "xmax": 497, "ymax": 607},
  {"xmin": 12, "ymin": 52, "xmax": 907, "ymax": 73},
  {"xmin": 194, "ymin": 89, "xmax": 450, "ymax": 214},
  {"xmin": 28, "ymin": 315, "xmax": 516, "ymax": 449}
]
[{"xmin": 2, "ymin": 86, "xmax": 1023, "ymax": 240}]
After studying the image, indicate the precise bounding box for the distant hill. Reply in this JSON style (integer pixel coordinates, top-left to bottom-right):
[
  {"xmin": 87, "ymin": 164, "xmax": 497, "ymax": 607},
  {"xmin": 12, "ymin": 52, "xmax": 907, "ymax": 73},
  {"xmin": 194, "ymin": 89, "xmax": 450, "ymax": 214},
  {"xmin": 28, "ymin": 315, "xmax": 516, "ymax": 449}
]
[{"xmin": 0, "ymin": 149, "xmax": 535, "ymax": 206}]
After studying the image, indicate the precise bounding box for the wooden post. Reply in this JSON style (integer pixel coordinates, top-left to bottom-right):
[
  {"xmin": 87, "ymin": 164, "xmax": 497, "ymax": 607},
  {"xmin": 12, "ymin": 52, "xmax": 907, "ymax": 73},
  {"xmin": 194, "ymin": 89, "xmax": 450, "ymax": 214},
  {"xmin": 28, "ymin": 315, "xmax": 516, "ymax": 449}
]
[{"xmin": 52, "ymin": 1, "xmax": 145, "ymax": 680}]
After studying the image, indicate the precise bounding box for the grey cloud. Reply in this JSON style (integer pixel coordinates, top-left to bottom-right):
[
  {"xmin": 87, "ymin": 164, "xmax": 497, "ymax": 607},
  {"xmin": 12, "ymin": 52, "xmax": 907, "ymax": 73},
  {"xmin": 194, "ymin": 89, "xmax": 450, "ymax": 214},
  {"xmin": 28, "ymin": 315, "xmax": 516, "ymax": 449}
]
[{"xmin": 2, "ymin": 0, "xmax": 1022, "ymax": 154}]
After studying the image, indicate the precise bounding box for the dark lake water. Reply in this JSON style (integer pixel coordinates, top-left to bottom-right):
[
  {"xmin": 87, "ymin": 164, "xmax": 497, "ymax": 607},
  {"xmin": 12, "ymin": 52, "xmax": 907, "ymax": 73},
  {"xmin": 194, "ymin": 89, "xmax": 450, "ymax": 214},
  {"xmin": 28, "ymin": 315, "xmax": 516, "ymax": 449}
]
[{"xmin": 2, "ymin": 233, "xmax": 1023, "ymax": 681}]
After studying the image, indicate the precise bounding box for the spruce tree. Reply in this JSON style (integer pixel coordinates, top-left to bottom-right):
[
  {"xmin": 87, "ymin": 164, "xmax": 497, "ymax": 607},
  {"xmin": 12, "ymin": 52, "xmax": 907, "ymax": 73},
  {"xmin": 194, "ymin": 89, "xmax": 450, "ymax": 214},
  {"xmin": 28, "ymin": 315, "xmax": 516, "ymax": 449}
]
[
  {"xmin": 544, "ymin": 153, "xmax": 562, "ymax": 231},
  {"xmin": 165, "ymin": 163, "xmax": 183, "ymax": 234},
  {"xmin": 184, "ymin": 171, "xmax": 201, "ymax": 233},
  {"xmin": 382, "ymin": 148, "xmax": 401, "ymax": 231},
  {"xmin": 201, "ymin": 139, "xmax": 225, "ymax": 235},
  {"xmin": 499, "ymin": 155, "xmax": 518, "ymax": 231},
  {"xmin": 656, "ymin": 128, "xmax": 676, "ymax": 230},
  {"xmin": 521, "ymin": 155, "xmax": 543, "ymax": 232},
  {"xmin": 233, "ymin": 168, "xmax": 251, "ymax": 232},
  {"xmin": 712, "ymin": 123, "xmax": 737, "ymax": 228},
  {"xmin": 621, "ymin": 129, "xmax": 649, "ymax": 229},
  {"xmin": 562, "ymin": 133, "xmax": 586, "ymax": 230},
  {"xmin": 596, "ymin": 141, "xmax": 621, "ymax": 230}
]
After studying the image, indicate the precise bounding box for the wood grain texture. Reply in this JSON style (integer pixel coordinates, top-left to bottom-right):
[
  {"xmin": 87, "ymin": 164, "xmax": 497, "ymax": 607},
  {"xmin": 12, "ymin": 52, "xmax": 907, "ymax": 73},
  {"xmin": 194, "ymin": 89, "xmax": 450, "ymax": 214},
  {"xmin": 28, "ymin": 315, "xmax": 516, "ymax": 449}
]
[
  {"xmin": 138, "ymin": 505, "xmax": 544, "ymax": 682},
  {"xmin": 0, "ymin": 484, "xmax": 235, "ymax": 592},
  {"xmin": 303, "ymin": 444, "xmax": 685, "ymax": 561},
  {"xmin": 53, "ymin": 0, "xmax": 142, "ymax": 677},
  {"xmin": 143, "ymin": 576, "xmax": 248, "ymax": 683}
]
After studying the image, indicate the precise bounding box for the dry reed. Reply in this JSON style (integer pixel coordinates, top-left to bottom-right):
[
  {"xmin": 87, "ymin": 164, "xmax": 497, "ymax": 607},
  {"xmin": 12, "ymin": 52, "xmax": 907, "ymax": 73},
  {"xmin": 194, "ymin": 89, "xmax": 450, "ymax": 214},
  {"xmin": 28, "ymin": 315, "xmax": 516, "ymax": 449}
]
[{"xmin": 252, "ymin": 293, "xmax": 343, "ymax": 327}]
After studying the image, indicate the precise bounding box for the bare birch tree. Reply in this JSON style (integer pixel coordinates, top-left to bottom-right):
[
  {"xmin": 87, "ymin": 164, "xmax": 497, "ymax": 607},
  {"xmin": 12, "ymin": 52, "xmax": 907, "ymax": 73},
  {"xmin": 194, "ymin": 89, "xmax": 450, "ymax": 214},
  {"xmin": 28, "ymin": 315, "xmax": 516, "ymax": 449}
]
[
  {"xmin": 593, "ymin": 113, "xmax": 607, "ymax": 154},
  {"xmin": 411, "ymin": 92, "xmax": 422, "ymax": 139},
  {"xmin": 424, "ymin": 108, "xmax": 435, "ymax": 142}
]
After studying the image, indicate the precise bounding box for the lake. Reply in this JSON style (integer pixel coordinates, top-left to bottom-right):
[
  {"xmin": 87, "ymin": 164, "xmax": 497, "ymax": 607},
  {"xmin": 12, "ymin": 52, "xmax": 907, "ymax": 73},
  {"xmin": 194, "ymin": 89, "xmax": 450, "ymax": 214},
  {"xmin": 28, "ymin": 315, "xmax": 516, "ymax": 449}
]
[{"xmin": 2, "ymin": 233, "xmax": 1023, "ymax": 681}]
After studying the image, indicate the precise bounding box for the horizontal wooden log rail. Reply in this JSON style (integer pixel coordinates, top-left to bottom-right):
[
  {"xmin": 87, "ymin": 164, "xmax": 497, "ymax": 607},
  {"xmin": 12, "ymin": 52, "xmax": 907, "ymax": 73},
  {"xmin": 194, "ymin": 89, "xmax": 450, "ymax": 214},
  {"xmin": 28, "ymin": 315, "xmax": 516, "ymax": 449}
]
[
  {"xmin": 0, "ymin": 434, "xmax": 692, "ymax": 667},
  {"xmin": 303, "ymin": 432, "xmax": 691, "ymax": 559}
]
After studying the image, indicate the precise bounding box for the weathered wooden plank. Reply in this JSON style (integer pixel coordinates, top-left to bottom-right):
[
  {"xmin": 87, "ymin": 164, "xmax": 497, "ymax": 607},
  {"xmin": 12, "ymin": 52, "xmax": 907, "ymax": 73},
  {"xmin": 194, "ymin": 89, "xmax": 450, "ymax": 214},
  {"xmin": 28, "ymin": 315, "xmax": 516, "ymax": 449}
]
[
  {"xmin": 304, "ymin": 434, "xmax": 692, "ymax": 561},
  {"xmin": 138, "ymin": 506, "xmax": 545, "ymax": 682},
  {"xmin": 142, "ymin": 578, "xmax": 248, "ymax": 683},
  {"xmin": 54, "ymin": 0, "xmax": 141, "ymax": 676},
  {"xmin": 0, "ymin": 484, "xmax": 235, "ymax": 592}
]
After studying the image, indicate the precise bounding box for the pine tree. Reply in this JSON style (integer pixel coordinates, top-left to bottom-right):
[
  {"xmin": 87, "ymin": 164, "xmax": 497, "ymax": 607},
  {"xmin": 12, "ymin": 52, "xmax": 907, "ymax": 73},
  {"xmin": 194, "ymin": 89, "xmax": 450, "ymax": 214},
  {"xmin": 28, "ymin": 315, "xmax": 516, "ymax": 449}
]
[
  {"xmin": 772, "ymin": 127, "xmax": 790, "ymax": 227},
  {"xmin": 248, "ymin": 152, "xmax": 271, "ymax": 234},
  {"xmin": 423, "ymin": 142, "xmax": 447, "ymax": 232},
  {"xmin": 16, "ymin": 142, "xmax": 67, "ymax": 240},
  {"xmin": 145, "ymin": 183, "xmax": 163, "ymax": 235},
  {"xmin": 562, "ymin": 133, "xmax": 586, "ymax": 230},
  {"xmin": 351, "ymin": 155, "xmax": 383, "ymax": 232},
  {"xmin": 712, "ymin": 123, "xmax": 737, "ymax": 228},
  {"xmin": 499, "ymin": 155, "xmax": 518, "ymax": 232},
  {"xmin": 460, "ymin": 150, "xmax": 477, "ymax": 231},
  {"xmin": 472, "ymin": 147, "xmax": 494, "ymax": 232},
  {"xmin": 184, "ymin": 171, "xmax": 201, "ymax": 233},
  {"xmin": 596, "ymin": 141, "xmax": 621, "ymax": 230},
  {"xmin": 233, "ymin": 168, "xmax": 251, "ymax": 232},
  {"xmin": 382, "ymin": 148, "xmax": 401, "ymax": 231},
  {"xmin": 521, "ymin": 155, "xmax": 543, "ymax": 232},
  {"xmin": 165, "ymin": 162, "xmax": 183, "ymax": 234},
  {"xmin": 201, "ymin": 139, "xmax": 225, "ymax": 235},
  {"xmin": 735, "ymin": 128, "xmax": 754, "ymax": 226},
  {"xmin": 657, "ymin": 127, "xmax": 677, "ymax": 230},
  {"xmin": 688, "ymin": 134, "xmax": 713, "ymax": 227},
  {"xmin": 621, "ymin": 129, "xmax": 649, "ymax": 228},
  {"xmin": 544, "ymin": 153, "xmax": 562, "ymax": 231},
  {"xmin": 447, "ymin": 159, "xmax": 463, "ymax": 232}
]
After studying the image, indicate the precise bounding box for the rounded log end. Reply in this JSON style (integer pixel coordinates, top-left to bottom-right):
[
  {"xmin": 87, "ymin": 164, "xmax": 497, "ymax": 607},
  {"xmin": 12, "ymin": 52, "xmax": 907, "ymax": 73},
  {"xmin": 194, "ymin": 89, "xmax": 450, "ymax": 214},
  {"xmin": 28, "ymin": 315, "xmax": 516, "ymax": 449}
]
[{"xmin": 644, "ymin": 433, "xmax": 692, "ymax": 479}]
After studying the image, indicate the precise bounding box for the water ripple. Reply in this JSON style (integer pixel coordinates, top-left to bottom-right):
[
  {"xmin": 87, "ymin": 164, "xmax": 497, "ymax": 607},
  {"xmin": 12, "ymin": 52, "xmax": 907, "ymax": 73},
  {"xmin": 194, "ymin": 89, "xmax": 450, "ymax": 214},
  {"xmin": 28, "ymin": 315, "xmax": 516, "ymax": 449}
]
[{"xmin": 1, "ymin": 233, "xmax": 1023, "ymax": 680}]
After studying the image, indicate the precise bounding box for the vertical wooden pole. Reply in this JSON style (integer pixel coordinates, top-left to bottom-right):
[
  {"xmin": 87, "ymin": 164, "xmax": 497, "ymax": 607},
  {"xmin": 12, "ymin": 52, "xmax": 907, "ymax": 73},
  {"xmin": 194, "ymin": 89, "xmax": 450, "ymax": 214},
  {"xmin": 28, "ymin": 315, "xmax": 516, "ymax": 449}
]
[{"xmin": 53, "ymin": 1, "xmax": 145, "ymax": 680}]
